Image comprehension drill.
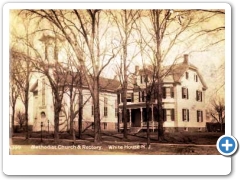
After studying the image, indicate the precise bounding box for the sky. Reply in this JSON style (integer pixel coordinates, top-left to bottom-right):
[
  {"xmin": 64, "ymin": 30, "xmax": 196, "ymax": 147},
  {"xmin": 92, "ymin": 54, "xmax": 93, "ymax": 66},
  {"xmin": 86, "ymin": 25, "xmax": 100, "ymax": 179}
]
[{"xmin": 9, "ymin": 9, "xmax": 225, "ymax": 107}]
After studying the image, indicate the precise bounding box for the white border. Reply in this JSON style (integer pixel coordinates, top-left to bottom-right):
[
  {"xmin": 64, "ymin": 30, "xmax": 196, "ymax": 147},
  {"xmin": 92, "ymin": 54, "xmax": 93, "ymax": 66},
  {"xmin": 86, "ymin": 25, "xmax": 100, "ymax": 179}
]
[{"xmin": 3, "ymin": 3, "xmax": 231, "ymax": 175}]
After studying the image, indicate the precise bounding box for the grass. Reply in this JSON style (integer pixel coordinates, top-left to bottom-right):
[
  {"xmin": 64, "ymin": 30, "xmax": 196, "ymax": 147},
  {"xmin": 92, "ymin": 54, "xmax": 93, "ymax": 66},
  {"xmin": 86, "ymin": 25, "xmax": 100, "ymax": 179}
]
[{"xmin": 10, "ymin": 131, "xmax": 222, "ymax": 155}]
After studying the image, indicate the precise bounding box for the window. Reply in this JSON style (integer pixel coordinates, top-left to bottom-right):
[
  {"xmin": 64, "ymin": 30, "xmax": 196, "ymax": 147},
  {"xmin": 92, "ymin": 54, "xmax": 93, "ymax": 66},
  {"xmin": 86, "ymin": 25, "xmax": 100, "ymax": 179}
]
[
  {"xmin": 103, "ymin": 122, "xmax": 107, "ymax": 129},
  {"xmin": 197, "ymin": 110, "xmax": 203, "ymax": 122},
  {"xmin": 115, "ymin": 100, "xmax": 118, "ymax": 117},
  {"xmin": 182, "ymin": 109, "xmax": 189, "ymax": 121},
  {"xmin": 104, "ymin": 97, "xmax": 108, "ymax": 117},
  {"xmin": 171, "ymin": 109, "xmax": 175, "ymax": 121},
  {"xmin": 141, "ymin": 91, "xmax": 145, "ymax": 102},
  {"xmin": 182, "ymin": 87, "xmax": 189, "ymax": 99},
  {"xmin": 140, "ymin": 75, "xmax": 143, "ymax": 84},
  {"xmin": 163, "ymin": 87, "xmax": 174, "ymax": 99},
  {"xmin": 78, "ymin": 94, "xmax": 83, "ymax": 106},
  {"xmin": 33, "ymin": 91, "xmax": 38, "ymax": 97},
  {"xmin": 42, "ymin": 78, "xmax": 45, "ymax": 106},
  {"xmin": 194, "ymin": 74, "xmax": 198, "ymax": 82},
  {"xmin": 144, "ymin": 75, "xmax": 148, "ymax": 83},
  {"xmin": 162, "ymin": 109, "xmax": 175, "ymax": 121},
  {"xmin": 196, "ymin": 90, "xmax": 202, "ymax": 102},
  {"xmin": 91, "ymin": 99, "xmax": 94, "ymax": 116},
  {"xmin": 126, "ymin": 93, "xmax": 134, "ymax": 102},
  {"xmin": 141, "ymin": 75, "xmax": 148, "ymax": 84},
  {"xmin": 59, "ymin": 108, "xmax": 65, "ymax": 117},
  {"xmin": 186, "ymin": 72, "xmax": 189, "ymax": 79},
  {"xmin": 117, "ymin": 94, "xmax": 120, "ymax": 104}
]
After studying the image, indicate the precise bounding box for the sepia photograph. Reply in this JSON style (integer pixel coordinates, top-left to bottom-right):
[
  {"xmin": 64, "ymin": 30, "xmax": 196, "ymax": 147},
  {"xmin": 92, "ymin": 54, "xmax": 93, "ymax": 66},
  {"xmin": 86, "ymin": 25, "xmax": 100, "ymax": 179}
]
[{"xmin": 9, "ymin": 7, "xmax": 225, "ymax": 156}]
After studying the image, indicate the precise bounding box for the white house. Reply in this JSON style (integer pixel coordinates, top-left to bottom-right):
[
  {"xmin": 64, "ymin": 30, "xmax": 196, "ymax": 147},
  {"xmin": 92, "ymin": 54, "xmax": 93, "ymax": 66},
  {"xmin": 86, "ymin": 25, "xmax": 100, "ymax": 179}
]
[
  {"xmin": 117, "ymin": 54, "xmax": 208, "ymax": 132},
  {"xmin": 28, "ymin": 72, "xmax": 120, "ymax": 132}
]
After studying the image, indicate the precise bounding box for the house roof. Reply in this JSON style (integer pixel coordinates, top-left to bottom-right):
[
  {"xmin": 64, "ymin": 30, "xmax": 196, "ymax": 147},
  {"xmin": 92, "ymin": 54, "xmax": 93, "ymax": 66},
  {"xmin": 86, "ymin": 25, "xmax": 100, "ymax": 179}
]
[
  {"xmin": 167, "ymin": 63, "xmax": 207, "ymax": 89},
  {"xmin": 60, "ymin": 73, "xmax": 120, "ymax": 91},
  {"xmin": 128, "ymin": 61, "xmax": 207, "ymax": 90},
  {"xmin": 30, "ymin": 72, "xmax": 120, "ymax": 93}
]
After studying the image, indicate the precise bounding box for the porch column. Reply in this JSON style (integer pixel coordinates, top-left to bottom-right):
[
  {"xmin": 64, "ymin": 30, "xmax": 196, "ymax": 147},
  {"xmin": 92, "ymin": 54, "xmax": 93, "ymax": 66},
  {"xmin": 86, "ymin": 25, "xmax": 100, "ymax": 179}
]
[
  {"xmin": 140, "ymin": 108, "xmax": 143, "ymax": 127},
  {"xmin": 119, "ymin": 109, "xmax": 122, "ymax": 123},
  {"xmin": 129, "ymin": 109, "xmax": 132, "ymax": 127},
  {"xmin": 151, "ymin": 104, "xmax": 154, "ymax": 132}
]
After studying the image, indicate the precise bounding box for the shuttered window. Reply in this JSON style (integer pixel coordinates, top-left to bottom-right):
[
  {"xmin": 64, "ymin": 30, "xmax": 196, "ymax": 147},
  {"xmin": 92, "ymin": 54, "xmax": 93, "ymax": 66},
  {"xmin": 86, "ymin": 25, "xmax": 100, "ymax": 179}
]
[
  {"xmin": 104, "ymin": 97, "xmax": 108, "ymax": 117},
  {"xmin": 162, "ymin": 109, "xmax": 175, "ymax": 121},
  {"xmin": 196, "ymin": 90, "xmax": 202, "ymax": 102},
  {"xmin": 182, "ymin": 87, "xmax": 189, "ymax": 99},
  {"xmin": 197, "ymin": 110, "xmax": 203, "ymax": 122},
  {"xmin": 182, "ymin": 109, "xmax": 189, "ymax": 121},
  {"xmin": 163, "ymin": 87, "xmax": 174, "ymax": 99}
]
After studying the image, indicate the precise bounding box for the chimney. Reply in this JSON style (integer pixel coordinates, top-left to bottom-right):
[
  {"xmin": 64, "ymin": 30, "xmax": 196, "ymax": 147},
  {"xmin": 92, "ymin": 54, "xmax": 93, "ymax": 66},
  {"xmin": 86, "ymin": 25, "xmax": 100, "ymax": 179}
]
[
  {"xmin": 183, "ymin": 54, "xmax": 189, "ymax": 64},
  {"xmin": 135, "ymin": 65, "xmax": 139, "ymax": 74}
]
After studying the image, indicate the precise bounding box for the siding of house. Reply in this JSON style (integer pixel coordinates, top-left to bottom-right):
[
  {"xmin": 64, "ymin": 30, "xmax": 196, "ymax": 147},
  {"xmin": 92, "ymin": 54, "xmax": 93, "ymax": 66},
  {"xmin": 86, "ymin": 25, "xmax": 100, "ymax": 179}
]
[
  {"xmin": 29, "ymin": 78, "xmax": 118, "ymax": 132},
  {"xmin": 28, "ymin": 55, "xmax": 207, "ymax": 133},
  {"xmin": 175, "ymin": 69, "xmax": 206, "ymax": 131}
]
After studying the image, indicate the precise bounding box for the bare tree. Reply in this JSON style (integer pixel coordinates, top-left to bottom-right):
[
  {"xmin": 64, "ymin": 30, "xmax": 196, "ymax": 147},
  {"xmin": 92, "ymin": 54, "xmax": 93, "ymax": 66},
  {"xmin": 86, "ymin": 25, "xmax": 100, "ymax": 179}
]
[
  {"xmin": 21, "ymin": 10, "xmax": 118, "ymax": 142},
  {"xmin": 63, "ymin": 56, "xmax": 91, "ymax": 140},
  {"xmin": 9, "ymin": 56, "xmax": 20, "ymax": 135},
  {"xmin": 210, "ymin": 96, "xmax": 225, "ymax": 132},
  {"xmin": 10, "ymin": 12, "xmax": 34, "ymax": 139},
  {"xmin": 12, "ymin": 23, "xmax": 70, "ymax": 143},
  {"xmin": 135, "ymin": 9, "xmax": 225, "ymax": 141},
  {"xmin": 10, "ymin": 48, "xmax": 32, "ymax": 139},
  {"xmin": 109, "ymin": 10, "xmax": 141, "ymax": 139},
  {"xmin": 16, "ymin": 111, "xmax": 26, "ymax": 130}
]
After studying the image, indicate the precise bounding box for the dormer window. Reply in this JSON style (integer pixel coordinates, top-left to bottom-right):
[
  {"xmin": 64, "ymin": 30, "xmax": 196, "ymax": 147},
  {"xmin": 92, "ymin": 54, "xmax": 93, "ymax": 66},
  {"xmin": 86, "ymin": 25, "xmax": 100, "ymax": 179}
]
[
  {"xmin": 185, "ymin": 72, "xmax": 189, "ymax": 79},
  {"xmin": 194, "ymin": 74, "xmax": 198, "ymax": 82}
]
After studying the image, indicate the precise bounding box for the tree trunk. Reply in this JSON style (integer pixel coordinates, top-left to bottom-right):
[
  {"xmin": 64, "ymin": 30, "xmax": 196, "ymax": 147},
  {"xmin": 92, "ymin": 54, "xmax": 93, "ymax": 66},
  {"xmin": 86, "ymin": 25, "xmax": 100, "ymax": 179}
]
[
  {"xmin": 157, "ymin": 82, "xmax": 164, "ymax": 140},
  {"xmin": 78, "ymin": 92, "xmax": 83, "ymax": 139},
  {"xmin": 93, "ymin": 78, "xmax": 101, "ymax": 143},
  {"xmin": 11, "ymin": 103, "xmax": 16, "ymax": 136},
  {"xmin": 155, "ymin": 10, "xmax": 164, "ymax": 141},
  {"xmin": 219, "ymin": 112, "xmax": 224, "ymax": 132},
  {"xmin": 122, "ymin": 81, "xmax": 128, "ymax": 139},
  {"xmin": 69, "ymin": 97, "xmax": 74, "ymax": 135},
  {"xmin": 122, "ymin": 10, "xmax": 129, "ymax": 140},
  {"xmin": 24, "ymin": 89, "xmax": 29, "ymax": 139},
  {"xmin": 53, "ymin": 99, "xmax": 61, "ymax": 143},
  {"xmin": 69, "ymin": 80, "xmax": 75, "ymax": 135},
  {"xmin": 73, "ymin": 126, "xmax": 76, "ymax": 144},
  {"xmin": 54, "ymin": 106, "xmax": 60, "ymax": 143}
]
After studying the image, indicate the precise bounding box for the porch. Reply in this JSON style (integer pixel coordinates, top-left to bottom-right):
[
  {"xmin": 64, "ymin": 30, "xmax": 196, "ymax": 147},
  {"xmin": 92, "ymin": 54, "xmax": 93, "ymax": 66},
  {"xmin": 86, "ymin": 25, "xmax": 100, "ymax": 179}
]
[
  {"xmin": 119, "ymin": 121, "xmax": 159, "ymax": 130},
  {"xmin": 118, "ymin": 104, "xmax": 159, "ymax": 131}
]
